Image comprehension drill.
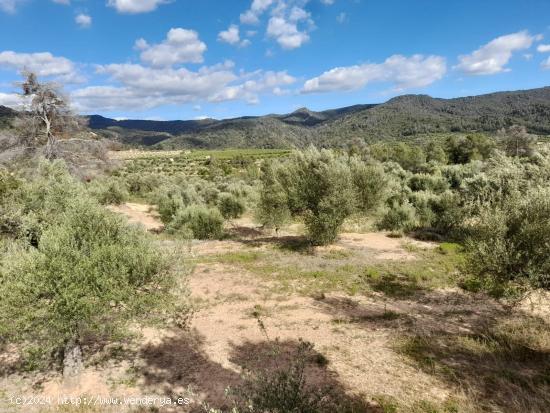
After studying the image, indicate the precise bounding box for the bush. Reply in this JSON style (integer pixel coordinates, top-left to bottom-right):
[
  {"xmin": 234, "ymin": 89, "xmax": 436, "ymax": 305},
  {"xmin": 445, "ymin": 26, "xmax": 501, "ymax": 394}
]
[
  {"xmin": 217, "ymin": 193, "xmax": 245, "ymax": 219},
  {"xmin": 267, "ymin": 148, "xmax": 355, "ymax": 245},
  {"xmin": 256, "ymin": 162, "xmax": 291, "ymax": 231},
  {"xmin": 166, "ymin": 205, "xmax": 224, "ymax": 240},
  {"xmin": 87, "ymin": 176, "xmax": 129, "ymax": 205},
  {"xmin": 465, "ymin": 188, "xmax": 550, "ymax": 292},
  {"xmin": 0, "ymin": 162, "xmax": 178, "ymax": 369},
  {"xmin": 378, "ymin": 200, "xmax": 418, "ymax": 233},
  {"xmin": 350, "ymin": 159, "xmax": 388, "ymax": 212}
]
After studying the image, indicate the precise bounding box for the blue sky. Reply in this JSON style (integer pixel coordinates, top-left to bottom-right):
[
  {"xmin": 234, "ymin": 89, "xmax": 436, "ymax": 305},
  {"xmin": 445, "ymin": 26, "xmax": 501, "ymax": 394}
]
[{"xmin": 0, "ymin": 0, "xmax": 549, "ymax": 120}]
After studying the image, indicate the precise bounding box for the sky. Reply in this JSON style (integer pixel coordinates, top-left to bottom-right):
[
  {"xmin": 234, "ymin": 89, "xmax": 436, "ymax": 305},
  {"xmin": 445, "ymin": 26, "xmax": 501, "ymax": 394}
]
[{"xmin": 0, "ymin": 0, "xmax": 550, "ymax": 121}]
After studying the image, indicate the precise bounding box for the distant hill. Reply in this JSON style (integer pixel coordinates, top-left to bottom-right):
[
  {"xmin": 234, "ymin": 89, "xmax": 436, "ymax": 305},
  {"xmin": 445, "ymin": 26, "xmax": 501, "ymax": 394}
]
[
  {"xmin": 89, "ymin": 87, "xmax": 550, "ymax": 149},
  {"xmin": 0, "ymin": 105, "xmax": 16, "ymax": 129},
  {"xmin": 5, "ymin": 87, "xmax": 550, "ymax": 149}
]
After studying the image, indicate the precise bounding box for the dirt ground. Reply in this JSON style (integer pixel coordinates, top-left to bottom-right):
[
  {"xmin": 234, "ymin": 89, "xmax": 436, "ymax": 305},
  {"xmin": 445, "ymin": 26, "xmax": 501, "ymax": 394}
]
[{"xmin": 1, "ymin": 204, "xmax": 548, "ymax": 413}]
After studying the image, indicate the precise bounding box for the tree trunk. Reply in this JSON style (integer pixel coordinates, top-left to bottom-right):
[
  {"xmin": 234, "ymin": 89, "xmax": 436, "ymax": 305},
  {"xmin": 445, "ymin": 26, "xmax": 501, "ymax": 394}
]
[
  {"xmin": 43, "ymin": 117, "xmax": 57, "ymax": 160},
  {"xmin": 44, "ymin": 133, "xmax": 57, "ymax": 160},
  {"xmin": 63, "ymin": 339, "xmax": 83, "ymax": 379}
]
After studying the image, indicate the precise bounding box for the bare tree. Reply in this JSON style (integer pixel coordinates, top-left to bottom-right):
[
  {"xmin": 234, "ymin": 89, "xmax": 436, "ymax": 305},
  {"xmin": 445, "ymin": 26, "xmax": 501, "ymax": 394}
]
[{"xmin": 19, "ymin": 72, "xmax": 83, "ymax": 159}]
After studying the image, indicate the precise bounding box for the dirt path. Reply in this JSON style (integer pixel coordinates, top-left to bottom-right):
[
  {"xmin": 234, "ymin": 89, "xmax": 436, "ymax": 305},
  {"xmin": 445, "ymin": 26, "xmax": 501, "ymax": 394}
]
[
  {"xmin": 3, "ymin": 211, "xmax": 540, "ymax": 412},
  {"xmin": 107, "ymin": 203, "xmax": 164, "ymax": 232}
]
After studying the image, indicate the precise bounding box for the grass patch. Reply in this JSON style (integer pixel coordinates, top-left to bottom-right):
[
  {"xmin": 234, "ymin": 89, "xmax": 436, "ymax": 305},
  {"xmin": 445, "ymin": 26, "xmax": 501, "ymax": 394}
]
[
  {"xmin": 206, "ymin": 241, "xmax": 463, "ymax": 297},
  {"xmin": 396, "ymin": 315, "xmax": 550, "ymax": 412}
]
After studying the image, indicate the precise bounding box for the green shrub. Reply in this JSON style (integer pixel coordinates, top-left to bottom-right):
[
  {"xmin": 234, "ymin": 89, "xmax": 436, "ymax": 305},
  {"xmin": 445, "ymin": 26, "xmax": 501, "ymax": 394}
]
[
  {"xmin": 265, "ymin": 148, "xmax": 355, "ymax": 245},
  {"xmin": 465, "ymin": 188, "xmax": 550, "ymax": 292},
  {"xmin": 166, "ymin": 205, "xmax": 224, "ymax": 240},
  {"xmin": 87, "ymin": 176, "xmax": 129, "ymax": 205},
  {"xmin": 378, "ymin": 200, "xmax": 418, "ymax": 233},
  {"xmin": 0, "ymin": 162, "xmax": 178, "ymax": 369},
  {"xmin": 256, "ymin": 162, "xmax": 291, "ymax": 231},
  {"xmin": 217, "ymin": 193, "xmax": 245, "ymax": 219},
  {"xmin": 408, "ymin": 173, "xmax": 449, "ymax": 193},
  {"xmin": 350, "ymin": 159, "xmax": 388, "ymax": 212}
]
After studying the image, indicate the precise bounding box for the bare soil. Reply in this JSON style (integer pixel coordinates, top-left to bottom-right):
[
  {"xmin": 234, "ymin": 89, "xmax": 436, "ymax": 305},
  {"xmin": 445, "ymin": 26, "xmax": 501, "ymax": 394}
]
[{"xmin": 1, "ymin": 206, "xmax": 547, "ymax": 412}]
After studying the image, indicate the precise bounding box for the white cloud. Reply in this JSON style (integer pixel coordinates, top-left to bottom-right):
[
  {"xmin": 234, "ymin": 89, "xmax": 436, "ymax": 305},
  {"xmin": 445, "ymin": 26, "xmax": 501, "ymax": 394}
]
[
  {"xmin": 0, "ymin": 92, "xmax": 23, "ymax": 108},
  {"xmin": 537, "ymin": 44, "xmax": 550, "ymax": 53},
  {"xmin": 217, "ymin": 24, "xmax": 251, "ymax": 47},
  {"xmin": 0, "ymin": 0, "xmax": 24, "ymax": 13},
  {"xmin": 266, "ymin": 4, "xmax": 313, "ymax": 50},
  {"xmin": 0, "ymin": 50, "xmax": 80, "ymax": 80},
  {"xmin": 75, "ymin": 13, "xmax": 92, "ymax": 28},
  {"xmin": 542, "ymin": 57, "xmax": 550, "ymax": 70},
  {"xmin": 72, "ymin": 61, "xmax": 296, "ymax": 111},
  {"xmin": 135, "ymin": 28, "xmax": 207, "ymax": 67},
  {"xmin": 455, "ymin": 31, "xmax": 535, "ymax": 75},
  {"xmin": 218, "ymin": 25, "xmax": 240, "ymax": 45},
  {"xmin": 320, "ymin": 0, "xmax": 334, "ymax": 4},
  {"xmin": 107, "ymin": 0, "xmax": 170, "ymax": 14},
  {"xmin": 240, "ymin": 0, "xmax": 274, "ymax": 24},
  {"xmin": 303, "ymin": 54, "xmax": 446, "ymax": 93}
]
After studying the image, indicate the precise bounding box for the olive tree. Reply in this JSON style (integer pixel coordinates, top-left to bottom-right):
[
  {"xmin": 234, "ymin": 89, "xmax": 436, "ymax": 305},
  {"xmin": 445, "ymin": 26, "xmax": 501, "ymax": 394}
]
[
  {"xmin": 258, "ymin": 148, "xmax": 355, "ymax": 245},
  {"xmin": 498, "ymin": 125, "xmax": 538, "ymax": 158},
  {"xmin": 0, "ymin": 161, "xmax": 180, "ymax": 376}
]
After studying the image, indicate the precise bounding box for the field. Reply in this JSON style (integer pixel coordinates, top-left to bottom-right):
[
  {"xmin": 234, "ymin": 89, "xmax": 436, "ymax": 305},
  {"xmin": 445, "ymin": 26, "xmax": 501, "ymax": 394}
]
[
  {"xmin": 2, "ymin": 146, "xmax": 549, "ymax": 413},
  {"xmin": 111, "ymin": 149, "xmax": 291, "ymax": 176}
]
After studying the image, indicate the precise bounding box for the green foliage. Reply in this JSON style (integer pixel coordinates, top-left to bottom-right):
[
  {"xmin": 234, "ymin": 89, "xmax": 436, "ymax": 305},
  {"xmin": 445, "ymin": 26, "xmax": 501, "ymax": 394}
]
[
  {"xmin": 87, "ymin": 176, "xmax": 129, "ymax": 205},
  {"xmin": 279, "ymin": 148, "xmax": 356, "ymax": 245},
  {"xmin": 166, "ymin": 205, "xmax": 224, "ymax": 240},
  {"xmin": 445, "ymin": 134, "xmax": 495, "ymax": 164},
  {"xmin": 0, "ymin": 161, "xmax": 177, "ymax": 366},
  {"xmin": 378, "ymin": 200, "xmax": 418, "ymax": 233},
  {"xmin": 256, "ymin": 162, "xmax": 291, "ymax": 230},
  {"xmin": 217, "ymin": 193, "xmax": 245, "ymax": 219},
  {"xmin": 350, "ymin": 159, "xmax": 387, "ymax": 212},
  {"xmin": 464, "ymin": 188, "xmax": 550, "ymax": 292},
  {"xmin": 499, "ymin": 125, "xmax": 538, "ymax": 158}
]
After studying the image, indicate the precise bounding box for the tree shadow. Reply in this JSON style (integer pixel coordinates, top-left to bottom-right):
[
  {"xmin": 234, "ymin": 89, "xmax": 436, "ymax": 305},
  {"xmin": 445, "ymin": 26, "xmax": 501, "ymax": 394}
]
[
  {"xmin": 235, "ymin": 234, "xmax": 315, "ymax": 255},
  {"xmin": 314, "ymin": 291, "xmax": 550, "ymax": 412},
  {"xmin": 139, "ymin": 329, "xmax": 378, "ymax": 412}
]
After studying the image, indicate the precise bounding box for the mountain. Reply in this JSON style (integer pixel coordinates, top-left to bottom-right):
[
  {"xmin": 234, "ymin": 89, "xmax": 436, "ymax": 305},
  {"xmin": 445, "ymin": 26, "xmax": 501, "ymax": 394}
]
[
  {"xmin": 5, "ymin": 87, "xmax": 549, "ymax": 149},
  {"xmin": 0, "ymin": 105, "xmax": 16, "ymax": 129},
  {"xmin": 316, "ymin": 88, "xmax": 550, "ymax": 145}
]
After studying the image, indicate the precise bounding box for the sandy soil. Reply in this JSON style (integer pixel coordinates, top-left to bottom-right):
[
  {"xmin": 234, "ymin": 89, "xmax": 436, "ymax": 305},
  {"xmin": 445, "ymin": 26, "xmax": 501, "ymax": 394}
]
[
  {"xmin": 2, "ymin": 207, "xmax": 544, "ymax": 412},
  {"xmin": 107, "ymin": 203, "xmax": 164, "ymax": 232}
]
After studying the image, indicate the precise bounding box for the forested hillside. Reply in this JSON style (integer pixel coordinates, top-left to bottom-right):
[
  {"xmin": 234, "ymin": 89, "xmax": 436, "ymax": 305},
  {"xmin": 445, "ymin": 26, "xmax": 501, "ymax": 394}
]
[{"xmin": 86, "ymin": 87, "xmax": 550, "ymax": 149}]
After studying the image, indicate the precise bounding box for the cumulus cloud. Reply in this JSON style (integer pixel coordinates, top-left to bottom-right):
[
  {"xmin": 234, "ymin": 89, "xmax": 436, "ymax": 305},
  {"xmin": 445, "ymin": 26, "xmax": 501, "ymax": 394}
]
[
  {"xmin": 240, "ymin": 0, "xmax": 274, "ymax": 24},
  {"xmin": 107, "ymin": 0, "xmax": 170, "ymax": 14},
  {"xmin": 0, "ymin": 50, "xmax": 81, "ymax": 81},
  {"xmin": 135, "ymin": 28, "xmax": 207, "ymax": 67},
  {"xmin": 537, "ymin": 44, "xmax": 550, "ymax": 53},
  {"xmin": 75, "ymin": 13, "xmax": 92, "ymax": 28},
  {"xmin": 266, "ymin": 3, "xmax": 313, "ymax": 49},
  {"xmin": 455, "ymin": 31, "xmax": 535, "ymax": 75},
  {"xmin": 0, "ymin": 92, "xmax": 23, "ymax": 108},
  {"xmin": 238, "ymin": 0, "xmax": 314, "ymax": 50},
  {"xmin": 72, "ymin": 62, "xmax": 296, "ymax": 111},
  {"xmin": 302, "ymin": 54, "xmax": 446, "ymax": 93},
  {"xmin": 218, "ymin": 24, "xmax": 250, "ymax": 47}
]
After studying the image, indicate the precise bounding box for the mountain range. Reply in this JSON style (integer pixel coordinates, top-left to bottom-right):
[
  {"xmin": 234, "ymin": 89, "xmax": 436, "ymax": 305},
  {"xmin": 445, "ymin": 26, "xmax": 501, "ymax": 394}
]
[{"xmin": 2, "ymin": 87, "xmax": 550, "ymax": 149}]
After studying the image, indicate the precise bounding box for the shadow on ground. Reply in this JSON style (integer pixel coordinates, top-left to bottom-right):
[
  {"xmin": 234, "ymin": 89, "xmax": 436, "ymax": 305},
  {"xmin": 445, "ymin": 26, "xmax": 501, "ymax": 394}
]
[
  {"xmin": 139, "ymin": 329, "xmax": 378, "ymax": 412},
  {"xmin": 315, "ymin": 291, "xmax": 550, "ymax": 412}
]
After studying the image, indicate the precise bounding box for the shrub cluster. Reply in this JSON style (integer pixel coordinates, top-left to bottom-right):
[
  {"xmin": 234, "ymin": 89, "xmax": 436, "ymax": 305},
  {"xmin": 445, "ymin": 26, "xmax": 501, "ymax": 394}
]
[{"xmin": 0, "ymin": 160, "xmax": 181, "ymax": 369}]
